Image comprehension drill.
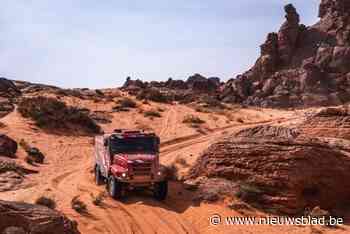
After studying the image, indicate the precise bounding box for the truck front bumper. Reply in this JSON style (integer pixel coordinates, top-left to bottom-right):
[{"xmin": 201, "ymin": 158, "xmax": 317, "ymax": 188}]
[{"xmin": 117, "ymin": 175, "xmax": 165, "ymax": 185}]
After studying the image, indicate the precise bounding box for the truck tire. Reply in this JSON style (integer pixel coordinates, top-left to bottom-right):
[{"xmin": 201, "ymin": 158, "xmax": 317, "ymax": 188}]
[
  {"xmin": 108, "ymin": 177, "xmax": 122, "ymax": 199},
  {"xmin": 95, "ymin": 165, "xmax": 104, "ymax": 185},
  {"xmin": 154, "ymin": 181, "xmax": 168, "ymax": 201}
]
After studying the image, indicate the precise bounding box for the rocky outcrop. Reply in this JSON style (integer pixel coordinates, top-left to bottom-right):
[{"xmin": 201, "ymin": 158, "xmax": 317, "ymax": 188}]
[
  {"xmin": 0, "ymin": 135, "xmax": 17, "ymax": 158},
  {"xmin": 122, "ymin": 74, "xmax": 220, "ymax": 93},
  {"xmin": 0, "ymin": 78, "xmax": 20, "ymax": 98},
  {"xmin": 278, "ymin": 4, "xmax": 302, "ymax": 65},
  {"xmin": 188, "ymin": 125, "xmax": 350, "ymax": 214},
  {"xmin": 221, "ymin": 1, "xmax": 350, "ymax": 107},
  {"xmin": 122, "ymin": 74, "xmax": 220, "ymax": 103},
  {"xmin": 0, "ymin": 200, "xmax": 80, "ymax": 234},
  {"xmin": 0, "ymin": 158, "xmax": 36, "ymax": 192},
  {"xmin": 186, "ymin": 74, "xmax": 220, "ymax": 93},
  {"xmin": 165, "ymin": 78, "xmax": 188, "ymax": 89},
  {"xmin": 0, "ymin": 98, "xmax": 15, "ymax": 118},
  {"xmin": 301, "ymin": 105, "xmax": 350, "ymax": 139},
  {"xmin": 0, "ymin": 78, "xmax": 19, "ymax": 117}
]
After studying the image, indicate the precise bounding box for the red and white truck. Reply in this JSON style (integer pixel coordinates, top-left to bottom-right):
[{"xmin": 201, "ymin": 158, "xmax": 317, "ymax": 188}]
[{"xmin": 94, "ymin": 129, "xmax": 168, "ymax": 200}]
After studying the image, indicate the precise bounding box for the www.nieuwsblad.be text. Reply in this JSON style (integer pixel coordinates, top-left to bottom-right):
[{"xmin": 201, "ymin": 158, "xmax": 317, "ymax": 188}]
[{"xmin": 209, "ymin": 214, "xmax": 344, "ymax": 226}]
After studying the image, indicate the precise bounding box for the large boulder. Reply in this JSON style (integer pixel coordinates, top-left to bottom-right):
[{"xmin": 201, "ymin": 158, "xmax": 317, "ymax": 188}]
[
  {"xmin": 189, "ymin": 125, "xmax": 350, "ymax": 214},
  {"xmin": 0, "ymin": 200, "xmax": 80, "ymax": 234},
  {"xmin": 0, "ymin": 135, "xmax": 17, "ymax": 158}
]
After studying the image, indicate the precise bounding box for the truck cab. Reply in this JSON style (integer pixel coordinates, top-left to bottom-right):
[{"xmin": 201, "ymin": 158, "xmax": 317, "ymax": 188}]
[{"xmin": 94, "ymin": 129, "xmax": 167, "ymax": 200}]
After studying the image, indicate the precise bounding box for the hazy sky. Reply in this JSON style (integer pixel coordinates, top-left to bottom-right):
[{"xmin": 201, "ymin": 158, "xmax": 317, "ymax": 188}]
[{"xmin": 1, "ymin": 0, "xmax": 320, "ymax": 88}]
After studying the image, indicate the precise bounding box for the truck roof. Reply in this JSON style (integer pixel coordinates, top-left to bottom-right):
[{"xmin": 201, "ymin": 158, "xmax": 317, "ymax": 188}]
[{"xmin": 101, "ymin": 129, "xmax": 157, "ymax": 139}]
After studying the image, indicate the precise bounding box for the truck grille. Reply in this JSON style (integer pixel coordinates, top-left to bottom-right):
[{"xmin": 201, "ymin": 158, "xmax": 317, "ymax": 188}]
[{"xmin": 132, "ymin": 162, "xmax": 152, "ymax": 176}]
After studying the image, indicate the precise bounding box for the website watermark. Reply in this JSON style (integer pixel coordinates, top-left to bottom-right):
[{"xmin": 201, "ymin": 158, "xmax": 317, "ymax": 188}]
[{"xmin": 209, "ymin": 214, "xmax": 344, "ymax": 226}]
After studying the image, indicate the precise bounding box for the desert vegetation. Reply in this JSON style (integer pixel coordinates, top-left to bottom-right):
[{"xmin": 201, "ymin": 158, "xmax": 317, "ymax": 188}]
[
  {"xmin": 136, "ymin": 88, "xmax": 169, "ymax": 103},
  {"xmin": 91, "ymin": 192, "xmax": 106, "ymax": 206},
  {"xmin": 117, "ymin": 97, "xmax": 137, "ymax": 108},
  {"xmin": 144, "ymin": 110, "xmax": 162, "ymax": 118},
  {"xmin": 18, "ymin": 97, "xmax": 101, "ymax": 134},
  {"xmin": 35, "ymin": 196, "xmax": 56, "ymax": 209},
  {"xmin": 182, "ymin": 114, "xmax": 205, "ymax": 125},
  {"xmin": 71, "ymin": 196, "xmax": 87, "ymax": 213},
  {"xmin": 19, "ymin": 139, "xmax": 45, "ymax": 164},
  {"xmin": 112, "ymin": 97, "xmax": 137, "ymax": 112}
]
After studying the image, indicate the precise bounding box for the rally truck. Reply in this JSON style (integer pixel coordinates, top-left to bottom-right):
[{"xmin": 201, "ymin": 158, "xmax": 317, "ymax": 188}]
[{"xmin": 94, "ymin": 129, "xmax": 168, "ymax": 200}]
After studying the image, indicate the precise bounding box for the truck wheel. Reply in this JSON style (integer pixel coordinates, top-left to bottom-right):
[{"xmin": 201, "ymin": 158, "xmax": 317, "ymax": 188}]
[
  {"xmin": 108, "ymin": 177, "xmax": 122, "ymax": 199},
  {"xmin": 154, "ymin": 181, "xmax": 168, "ymax": 201},
  {"xmin": 95, "ymin": 165, "xmax": 104, "ymax": 186}
]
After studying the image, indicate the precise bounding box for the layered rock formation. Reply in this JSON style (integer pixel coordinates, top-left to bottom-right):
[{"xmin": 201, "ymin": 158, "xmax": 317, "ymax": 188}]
[
  {"xmin": 301, "ymin": 105, "xmax": 350, "ymax": 139},
  {"xmin": 0, "ymin": 158, "xmax": 36, "ymax": 192},
  {"xmin": 189, "ymin": 125, "xmax": 350, "ymax": 214},
  {"xmin": 221, "ymin": 1, "xmax": 350, "ymax": 107},
  {"xmin": 0, "ymin": 200, "xmax": 80, "ymax": 234}
]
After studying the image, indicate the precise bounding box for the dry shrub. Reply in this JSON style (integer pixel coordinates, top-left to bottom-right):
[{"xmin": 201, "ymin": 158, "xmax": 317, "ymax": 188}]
[
  {"xmin": 201, "ymin": 96, "xmax": 225, "ymax": 109},
  {"xmin": 157, "ymin": 107, "xmax": 165, "ymax": 112},
  {"xmin": 18, "ymin": 97, "xmax": 101, "ymax": 134},
  {"xmin": 144, "ymin": 110, "xmax": 162, "ymax": 118},
  {"xmin": 91, "ymin": 192, "xmax": 106, "ymax": 206},
  {"xmin": 183, "ymin": 115, "xmax": 205, "ymax": 125},
  {"xmin": 117, "ymin": 97, "xmax": 137, "ymax": 108},
  {"xmin": 0, "ymin": 122, "xmax": 6, "ymax": 128},
  {"xmin": 236, "ymin": 117, "xmax": 244, "ymax": 123},
  {"xmin": 55, "ymin": 89, "xmax": 84, "ymax": 98},
  {"xmin": 19, "ymin": 139, "xmax": 45, "ymax": 164},
  {"xmin": 194, "ymin": 106, "xmax": 210, "ymax": 113},
  {"xmin": 19, "ymin": 139, "xmax": 31, "ymax": 152},
  {"xmin": 137, "ymin": 88, "xmax": 169, "ymax": 103},
  {"xmin": 112, "ymin": 106, "xmax": 130, "ymax": 112},
  {"xmin": 174, "ymin": 157, "xmax": 190, "ymax": 167},
  {"xmin": 35, "ymin": 196, "xmax": 56, "ymax": 209},
  {"xmin": 25, "ymin": 156, "xmax": 34, "ymax": 165},
  {"xmin": 71, "ymin": 196, "xmax": 87, "ymax": 213}
]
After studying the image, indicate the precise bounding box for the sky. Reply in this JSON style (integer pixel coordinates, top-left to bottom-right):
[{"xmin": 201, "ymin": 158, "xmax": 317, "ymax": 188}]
[{"xmin": 0, "ymin": 0, "xmax": 320, "ymax": 88}]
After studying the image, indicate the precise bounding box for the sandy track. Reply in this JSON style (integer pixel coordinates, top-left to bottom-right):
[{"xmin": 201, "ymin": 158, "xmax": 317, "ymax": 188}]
[
  {"xmin": 2, "ymin": 104, "xmax": 337, "ymax": 234},
  {"xmin": 68, "ymin": 117, "xmax": 293, "ymax": 234}
]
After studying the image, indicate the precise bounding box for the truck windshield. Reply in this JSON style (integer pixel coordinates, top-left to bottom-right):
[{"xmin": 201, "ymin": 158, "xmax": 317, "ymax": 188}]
[{"xmin": 110, "ymin": 137, "xmax": 158, "ymax": 154}]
